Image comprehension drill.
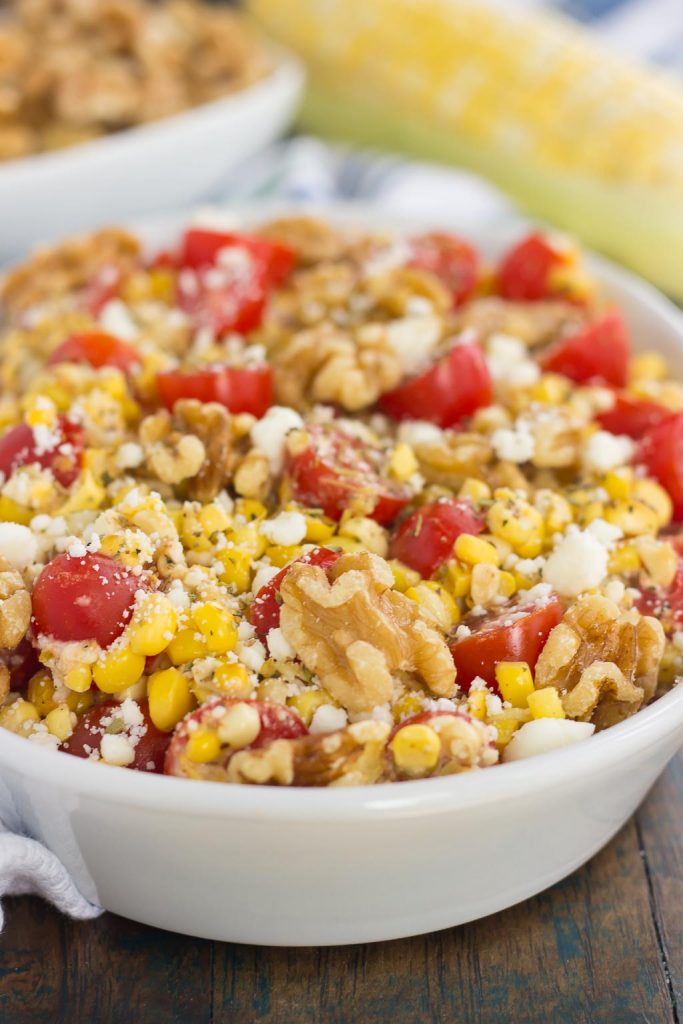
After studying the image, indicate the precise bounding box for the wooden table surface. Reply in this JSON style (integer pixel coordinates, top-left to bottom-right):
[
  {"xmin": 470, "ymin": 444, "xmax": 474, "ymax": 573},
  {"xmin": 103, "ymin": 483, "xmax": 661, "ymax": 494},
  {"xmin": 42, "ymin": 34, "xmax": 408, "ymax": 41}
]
[{"xmin": 1, "ymin": 749, "xmax": 681, "ymax": 1024}]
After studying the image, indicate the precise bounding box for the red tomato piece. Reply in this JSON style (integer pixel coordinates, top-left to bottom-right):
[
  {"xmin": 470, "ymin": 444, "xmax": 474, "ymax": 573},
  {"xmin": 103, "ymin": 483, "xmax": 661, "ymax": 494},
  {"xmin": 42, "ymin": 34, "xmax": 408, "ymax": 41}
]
[
  {"xmin": 48, "ymin": 331, "xmax": 140, "ymax": 374},
  {"xmin": 181, "ymin": 228, "xmax": 295, "ymax": 287},
  {"xmin": 409, "ymin": 232, "xmax": 479, "ymax": 308},
  {"xmin": 285, "ymin": 425, "xmax": 412, "ymax": 525},
  {"xmin": 32, "ymin": 552, "xmax": 147, "ymax": 648},
  {"xmin": 378, "ymin": 340, "xmax": 492, "ymax": 428},
  {"xmin": 639, "ymin": 412, "xmax": 683, "ymax": 521},
  {"xmin": 449, "ymin": 595, "xmax": 563, "ymax": 693},
  {"xmin": 0, "ymin": 638, "xmax": 40, "ymax": 693},
  {"xmin": 497, "ymin": 232, "xmax": 569, "ymax": 300},
  {"xmin": 637, "ymin": 561, "xmax": 683, "ymax": 632},
  {"xmin": 389, "ymin": 499, "xmax": 485, "ymax": 578},
  {"xmin": 250, "ymin": 547, "xmax": 343, "ymax": 639},
  {"xmin": 62, "ymin": 700, "xmax": 169, "ymax": 773},
  {"xmin": 539, "ymin": 310, "xmax": 630, "ymax": 387},
  {"xmin": 597, "ymin": 393, "xmax": 672, "ymax": 439},
  {"xmin": 80, "ymin": 266, "xmax": 121, "ymax": 317},
  {"xmin": 0, "ymin": 416, "xmax": 84, "ymax": 488},
  {"xmin": 164, "ymin": 697, "xmax": 307, "ymax": 776},
  {"xmin": 156, "ymin": 364, "xmax": 272, "ymax": 417},
  {"xmin": 177, "ymin": 267, "xmax": 266, "ymax": 336}
]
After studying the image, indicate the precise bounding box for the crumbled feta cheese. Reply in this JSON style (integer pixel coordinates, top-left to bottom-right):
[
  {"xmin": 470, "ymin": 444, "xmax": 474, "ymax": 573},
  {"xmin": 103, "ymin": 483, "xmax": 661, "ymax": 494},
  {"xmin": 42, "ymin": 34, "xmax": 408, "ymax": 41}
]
[
  {"xmin": 266, "ymin": 627, "xmax": 295, "ymax": 661},
  {"xmin": 236, "ymin": 639, "xmax": 266, "ymax": 673},
  {"xmin": 385, "ymin": 315, "xmax": 442, "ymax": 374},
  {"xmin": 67, "ymin": 539, "xmax": 87, "ymax": 558},
  {"xmin": 397, "ymin": 421, "xmax": 443, "ymax": 448},
  {"xmin": 0, "ymin": 522, "xmax": 38, "ymax": 569},
  {"xmin": 587, "ymin": 518, "xmax": 623, "ymax": 549},
  {"xmin": 259, "ymin": 511, "xmax": 307, "ymax": 546},
  {"xmin": 503, "ymin": 719, "xmax": 595, "ymax": 762},
  {"xmin": 542, "ymin": 529, "xmax": 608, "ymax": 597},
  {"xmin": 486, "ymin": 332, "xmax": 540, "ymax": 387},
  {"xmin": 99, "ymin": 299, "xmax": 139, "ymax": 342},
  {"xmin": 250, "ymin": 406, "xmax": 304, "ymax": 472},
  {"xmin": 100, "ymin": 733, "xmax": 136, "ymax": 767},
  {"xmin": 491, "ymin": 420, "xmax": 535, "ymax": 464},
  {"xmin": 583, "ymin": 431, "xmax": 635, "ymax": 473},
  {"xmin": 119, "ymin": 698, "xmax": 144, "ymax": 729},
  {"xmin": 251, "ymin": 564, "xmax": 281, "ymax": 594},
  {"xmin": 116, "ymin": 442, "xmax": 145, "ymax": 470},
  {"xmin": 309, "ymin": 704, "xmax": 348, "ymax": 734},
  {"xmin": 166, "ymin": 579, "xmax": 191, "ymax": 611},
  {"xmin": 485, "ymin": 693, "xmax": 503, "ymax": 716}
]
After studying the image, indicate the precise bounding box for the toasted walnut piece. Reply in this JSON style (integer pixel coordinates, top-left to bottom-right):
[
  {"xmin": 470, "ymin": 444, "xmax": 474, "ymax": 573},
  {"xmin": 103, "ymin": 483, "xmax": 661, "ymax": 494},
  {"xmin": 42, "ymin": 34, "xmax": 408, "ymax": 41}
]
[
  {"xmin": 456, "ymin": 297, "xmax": 586, "ymax": 348},
  {"xmin": 414, "ymin": 432, "xmax": 493, "ymax": 490},
  {"xmin": 562, "ymin": 661, "xmax": 642, "ymax": 722},
  {"xmin": 0, "ymin": 664, "xmax": 9, "ymax": 703},
  {"xmin": 172, "ymin": 400, "xmax": 233, "ymax": 502},
  {"xmin": 635, "ymin": 537, "xmax": 678, "ymax": 588},
  {"xmin": 233, "ymin": 448, "xmax": 271, "ymax": 500},
  {"xmin": 1, "ymin": 228, "xmax": 140, "ymax": 317},
  {"xmin": 139, "ymin": 410, "xmax": 206, "ymax": 486},
  {"xmin": 366, "ymin": 266, "xmax": 451, "ymax": 317},
  {"xmin": 279, "ymin": 551, "xmax": 456, "ymax": 714},
  {"xmin": 0, "ymin": 557, "xmax": 31, "ymax": 647},
  {"xmin": 258, "ymin": 216, "xmax": 349, "ymax": 265}
]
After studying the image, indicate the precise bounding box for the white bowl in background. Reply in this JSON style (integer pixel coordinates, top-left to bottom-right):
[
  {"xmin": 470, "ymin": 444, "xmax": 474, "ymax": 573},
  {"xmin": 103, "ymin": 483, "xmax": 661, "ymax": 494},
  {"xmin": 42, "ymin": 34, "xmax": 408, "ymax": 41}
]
[
  {"xmin": 0, "ymin": 203, "xmax": 682, "ymax": 946},
  {"xmin": 0, "ymin": 54, "xmax": 303, "ymax": 262}
]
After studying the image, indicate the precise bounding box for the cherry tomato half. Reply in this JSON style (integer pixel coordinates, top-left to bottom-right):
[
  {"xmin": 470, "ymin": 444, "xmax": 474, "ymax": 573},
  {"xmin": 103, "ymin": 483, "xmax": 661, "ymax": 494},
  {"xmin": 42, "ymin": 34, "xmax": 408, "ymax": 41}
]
[
  {"xmin": 0, "ymin": 416, "xmax": 84, "ymax": 488},
  {"xmin": 181, "ymin": 228, "xmax": 295, "ymax": 287},
  {"xmin": 449, "ymin": 595, "xmax": 563, "ymax": 692},
  {"xmin": 164, "ymin": 697, "xmax": 307, "ymax": 777},
  {"xmin": 32, "ymin": 552, "xmax": 147, "ymax": 648},
  {"xmin": 80, "ymin": 266, "xmax": 121, "ymax": 317},
  {"xmin": 378, "ymin": 340, "xmax": 492, "ymax": 428},
  {"xmin": 156, "ymin": 364, "xmax": 273, "ymax": 417},
  {"xmin": 409, "ymin": 232, "xmax": 479, "ymax": 308},
  {"xmin": 389, "ymin": 499, "xmax": 485, "ymax": 578},
  {"xmin": 539, "ymin": 310, "xmax": 630, "ymax": 388},
  {"xmin": 285, "ymin": 425, "xmax": 412, "ymax": 525},
  {"xmin": 497, "ymin": 232, "xmax": 570, "ymax": 301},
  {"xmin": 48, "ymin": 331, "xmax": 141, "ymax": 375},
  {"xmin": 1, "ymin": 638, "xmax": 40, "ymax": 693},
  {"xmin": 637, "ymin": 560, "xmax": 683, "ymax": 633},
  {"xmin": 250, "ymin": 547, "xmax": 343, "ymax": 639},
  {"xmin": 639, "ymin": 412, "xmax": 683, "ymax": 521},
  {"xmin": 62, "ymin": 700, "xmax": 169, "ymax": 773},
  {"xmin": 597, "ymin": 393, "xmax": 672, "ymax": 439}
]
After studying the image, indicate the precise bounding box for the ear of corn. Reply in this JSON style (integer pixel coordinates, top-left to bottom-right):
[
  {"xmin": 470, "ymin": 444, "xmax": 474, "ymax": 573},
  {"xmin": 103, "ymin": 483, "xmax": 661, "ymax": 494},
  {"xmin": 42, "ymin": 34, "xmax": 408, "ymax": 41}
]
[{"xmin": 248, "ymin": 0, "xmax": 683, "ymax": 298}]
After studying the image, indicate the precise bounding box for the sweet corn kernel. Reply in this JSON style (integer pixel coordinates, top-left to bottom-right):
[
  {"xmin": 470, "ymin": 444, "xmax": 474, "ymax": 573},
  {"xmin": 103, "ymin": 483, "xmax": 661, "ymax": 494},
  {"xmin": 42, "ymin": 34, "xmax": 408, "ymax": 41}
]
[
  {"xmin": 531, "ymin": 374, "xmax": 570, "ymax": 404},
  {"xmin": 491, "ymin": 715, "xmax": 521, "ymax": 749},
  {"xmin": 198, "ymin": 503, "xmax": 232, "ymax": 536},
  {"xmin": 608, "ymin": 542, "xmax": 641, "ymax": 574},
  {"xmin": 603, "ymin": 468, "xmax": 633, "ymax": 501},
  {"xmin": 388, "ymin": 559, "xmax": 421, "ymax": 593},
  {"xmin": 387, "ymin": 442, "xmax": 419, "ymax": 482},
  {"xmin": 193, "ymin": 604, "xmax": 238, "ymax": 655},
  {"xmin": 57, "ymin": 470, "xmax": 106, "ymax": 514},
  {"xmin": 629, "ymin": 351, "xmax": 668, "ymax": 383},
  {"xmin": 44, "ymin": 704, "xmax": 75, "ymax": 742},
  {"xmin": 458, "ymin": 477, "xmax": 492, "ymax": 503},
  {"xmin": 234, "ymin": 499, "xmax": 267, "ymax": 522},
  {"xmin": 535, "ymin": 490, "xmax": 574, "ymax": 534},
  {"xmin": 405, "ymin": 581, "xmax": 459, "ymax": 630},
  {"xmin": 0, "ymin": 698, "xmax": 40, "ymax": 734},
  {"xmin": 454, "ymin": 533, "xmax": 501, "ymax": 566},
  {"xmin": 392, "ymin": 691, "xmax": 425, "ymax": 723},
  {"xmin": 389, "ymin": 723, "xmax": 441, "ymax": 774},
  {"xmin": 167, "ymin": 628, "xmax": 208, "ymax": 666},
  {"xmin": 632, "ymin": 479, "xmax": 673, "ymax": 528},
  {"xmin": 576, "ymin": 500, "xmax": 606, "ymax": 527},
  {"xmin": 27, "ymin": 670, "xmax": 58, "ymax": 715},
  {"xmin": 498, "ymin": 571, "xmax": 517, "ymax": 598},
  {"xmin": 128, "ymin": 594, "xmax": 177, "ymax": 657},
  {"xmin": 487, "ymin": 499, "xmax": 544, "ymax": 558},
  {"xmin": 527, "ymin": 687, "xmax": 566, "ymax": 719},
  {"xmin": 467, "ymin": 690, "xmax": 487, "ymax": 720},
  {"xmin": 216, "ymin": 549, "xmax": 252, "ymax": 593},
  {"xmin": 148, "ymin": 668, "xmax": 194, "ymax": 732},
  {"xmin": 216, "ymin": 702, "xmax": 261, "ymax": 748},
  {"xmin": 257, "ymin": 677, "xmax": 289, "ymax": 703},
  {"xmin": 303, "ymin": 511, "xmax": 336, "ymax": 543},
  {"xmin": 25, "ymin": 397, "xmax": 57, "ymax": 428},
  {"xmin": 0, "ymin": 496, "xmax": 31, "ymax": 525},
  {"xmin": 338, "ymin": 516, "xmax": 388, "ymax": 556},
  {"xmin": 443, "ymin": 559, "xmax": 471, "ymax": 598},
  {"xmin": 495, "ymin": 662, "xmax": 534, "ymax": 708},
  {"xmin": 224, "ymin": 523, "xmax": 267, "ymax": 558},
  {"xmin": 636, "ymin": 538, "xmax": 678, "ymax": 587},
  {"xmin": 186, "ymin": 727, "xmax": 221, "ymax": 763},
  {"xmin": 93, "ymin": 648, "xmax": 145, "ymax": 694},
  {"xmin": 265, "ymin": 544, "xmax": 303, "ymax": 568},
  {"xmin": 288, "ymin": 689, "xmax": 329, "ymax": 725},
  {"xmin": 66, "ymin": 690, "xmax": 94, "ymax": 715},
  {"xmin": 329, "ymin": 535, "xmax": 364, "ymax": 554},
  {"xmin": 604, "ymin": 499, "xmax": 660, "ymax": 537}
]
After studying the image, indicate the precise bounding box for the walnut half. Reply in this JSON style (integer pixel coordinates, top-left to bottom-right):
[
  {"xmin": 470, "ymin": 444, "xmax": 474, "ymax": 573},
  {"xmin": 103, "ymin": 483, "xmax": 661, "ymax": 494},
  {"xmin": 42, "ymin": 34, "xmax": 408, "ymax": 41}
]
[
  {"xmin": 279, "ymin": 551, "xmax": 456, "ymax": 714},
  {"xmin": 0, "ymin": 556, "xmax": 31, "ymax": 648}
]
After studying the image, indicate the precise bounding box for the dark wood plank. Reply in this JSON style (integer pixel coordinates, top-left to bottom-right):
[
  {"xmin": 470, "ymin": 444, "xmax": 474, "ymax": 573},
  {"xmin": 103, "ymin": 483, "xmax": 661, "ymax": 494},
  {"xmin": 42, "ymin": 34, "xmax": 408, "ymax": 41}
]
[
  {"xmin": 213, "ymin": 817, "xmax": 674, "ymax": 1024},
  {"xmin": 0, "ymin": 900, "xmax": 213, "ymax": 1024},
  {"xmin": 636, "ymin": 747, "xmax": 683, "ymax": 1019}
]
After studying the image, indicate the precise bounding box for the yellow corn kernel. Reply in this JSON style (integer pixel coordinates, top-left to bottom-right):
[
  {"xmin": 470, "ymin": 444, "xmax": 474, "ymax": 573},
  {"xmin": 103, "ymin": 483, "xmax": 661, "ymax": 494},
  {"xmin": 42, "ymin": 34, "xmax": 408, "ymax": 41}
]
[
  {"xmin": 66, "ymin": 690, "xmax": 93, "ymax": 715},
  {"xmin": 443, "ymin": 559, "xmax": 471, "ymax": 598},
  {"xmin": 631, "ymin": 479, "xmax": 673, "ymax": 528},
  {"xmin": 608, "ymin": 542, "xmax": 641, "ymax": 574},
  {"xmin": 487, "ymin": 498, "xmax": 544, "ymax": 558},
  {"xmin": 576, "ymin": 500, "xmax": 606, "ymax": 527},
  {"xmin": 93, "ymin": 648, "xmax": 146, "ymax": 694},
  {"xmin": 25, "ymin": 397, "xmax": 57, "ymax": 429},
  {"xmin": 467, "ymin": 690, "xmax": 487, "ymax": 720},
  {"xmin": 186, "ymin": 726, "xmax": 221, "ymax": 763},
  {"xmin": 234, "ymin": 499, "xmax": 267, "ymax": 522},
  {"xmin": 329, "ymin": 535, "xmax": 364, "ymax": 553},
  {"xmin": 44, "ymin": 704, "xmax": 75, "ymax": 742},
  {"xmin": 265, "ymin": 544, "xmax": 303, "ymax": 568},
  {"xmin": 458, "ymin": 477, "xmax": 492, "ymax": 504},
  {"xmin": 256, "ymin": 677, "xmax": 289, "ymax": 703},
  {"xmin": 491, "ymin": 715, "xmax": 521, "ymax": 749},
  {"xmin": 388, "ymin": 559, "xmax": 421, "ymax": 593},
  {"xmin": 392, "ymin": 691, "xmax": 425, "ymax": 723},
  {"xmin": 303, "ymin": 511, "xmax": 336, "ymax": 543},
  {"xmin": 216, "ymin": 548, "xmax": 252, "ymax": 593},
  {"xmin": 603, "ymin": 468, "xmax": 634, "ymax": 501},
  {"xmin": 338, "ymin": 515, "xmax": 388, "ymax": 556},
  {"xmin": 216, "ymin": 701, "xmax": 261, "ymax": 748},
  {"xmin": 128, "ymin": 594, "xmax": 177, "ymax": 657},
  {"xmin": 629, "ymin": 351, "xmax": 668, "ymax": 383},
  {"xmin": 0, "ymin": 698, "xmax": 40, "ymax": 734},
  {"xmin": 212, "ymin": 661, "xmax": 253, "ymax": 698},
  {"xmin": 498, "ymin": 571, "xmax": 517, "ymax": 598},
  {"xmin": 198, "ymin": 503, "xmax": 231, "ymax": 536},
  {"xmin": 387, "ymin": 442, "xmax": 419, "ymax": 482},
  {"xmin": 389, "ymin": 723, "xmax": 441, "ymax": 774},
  {"xmin": 27, "ymin": 670, "xmax": 58, "ymax": 715},
  {"xmin": 527, "ymin": 687, "xmax": 566, "ymax": 719},
  {"xmin": 495, "ymin": 662, "xmax": 534, "ymax": 709},
  {"xmin": 636, "ymin": 537, "xmax": 678, "ymax": 588},
  {"xmin": 193, "ymin": 603, "xmax": 238, "ymax": 655},
  {"xmin": 454, "ymin": 533, "xmax": 501, "ymax": 566},
  {"xmin": 531, "ymin": 374, "xmax": 570, "ymax": 405},
  {"xmin": 288, "ymin": 689, "xmax": 329, "ymax": 725},
  {"xmin": 224, "ymin": 523, "xmax": 267, "ymax": 559},
  {"xmin": 405, "ymin": 581, "xmax": 459, "ymax": 630},
  {"xmin": 167, "ymin": 627, "xmax": 208, "ymax": 666},
  {"xmin": 148, "ymin": 668, "xmax": 194, "ymax": 732},
  {"xmin": 604, "ymin": 498, "xmax": 660, "ymax": 537},
  {"xmin": 535, "ymin": 490, "xmax": 574, "ymax": 535},
  {"xmin": 58, "ymin": 470, "xmax": 106, "ymax": 515},
  {"xmin": 0, "ymin": 496, "xmax": 31, "ymax": 525}
]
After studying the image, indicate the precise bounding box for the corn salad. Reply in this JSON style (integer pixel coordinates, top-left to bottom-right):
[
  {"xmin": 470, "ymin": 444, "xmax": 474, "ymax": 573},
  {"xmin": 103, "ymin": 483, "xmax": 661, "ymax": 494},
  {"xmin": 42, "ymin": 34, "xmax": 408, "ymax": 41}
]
[{"xmin": 0, "ymin": 215, "xmax": 679, "ymax": 786}]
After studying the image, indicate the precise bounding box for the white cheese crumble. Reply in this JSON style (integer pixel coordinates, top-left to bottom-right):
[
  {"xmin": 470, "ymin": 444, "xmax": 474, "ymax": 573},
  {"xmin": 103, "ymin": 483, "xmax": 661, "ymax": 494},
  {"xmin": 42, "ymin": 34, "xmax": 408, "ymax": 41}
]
[
  {"xmin": 503, "ymin": 719, "xmax": 595, "ymax": 762},
  {"xmin": 384, "ymin": 315, "xmax": 442, "ymax": 374},
  {"xmin": 586, "ymin": 518, "xmax": 623, "ymax": 550},
  {"xmin": 309, "ymin": 704, "xmax": 348, "ymax": 734},
  {"xmin": 266, "ymin": 627, "xmax": 295, "ymax": 661},
  {"xmin": 250, "ymin": 406, "xmax": 304, "ymax": 473},
  {"xmin": 486, "ymin": 332, "xmax": 540, "ymax": 387},
  {"xmin": 491, "ymin": 420, "xmax": 535, "ymax": 464},
  {"xmin": 259, "ymin": 511, "xmax": 307, "ymax": 546},
  {"xmin": 236, "ymin": 639, "xmax": 266, "ymax": 673},
  {"xmin": 0, "ymin": 523, "xmax": 38, "ymax": 569},
  {"xmin": 396, "ymin": 421, "xmax": 443, "ymax": 448},
  {"xmin": 116, "ymin": 442, "xmax": 145, "ymax": 470},
  {"xmin": 99, "ymin": 299, "xmax": 139, "ymax": 342},
  {"xmin": 583, "ymin": 430, "xmax": 635, "ymax": 473},
  {"xmin": 251, "ymin": 564, "xmax": 280, "ymax": 595},
  {"xmin": 542, "ymin": 529, "xmax": 608, "ymax": 597},
  {"xmin": 100, "ymin": 733, "xmax": 136, "ymax": 767}
]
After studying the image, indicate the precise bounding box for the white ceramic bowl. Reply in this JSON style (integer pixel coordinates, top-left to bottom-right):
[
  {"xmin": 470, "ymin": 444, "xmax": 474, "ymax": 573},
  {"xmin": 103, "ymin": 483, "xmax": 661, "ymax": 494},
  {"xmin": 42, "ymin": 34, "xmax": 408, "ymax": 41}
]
[
  {"xmin": 0, "ymin": 53, "xmax": 303, "ymax": 262},
  {"xmin": 1, "ymin": 204, "xmax": 682, "ymax": 946}
]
